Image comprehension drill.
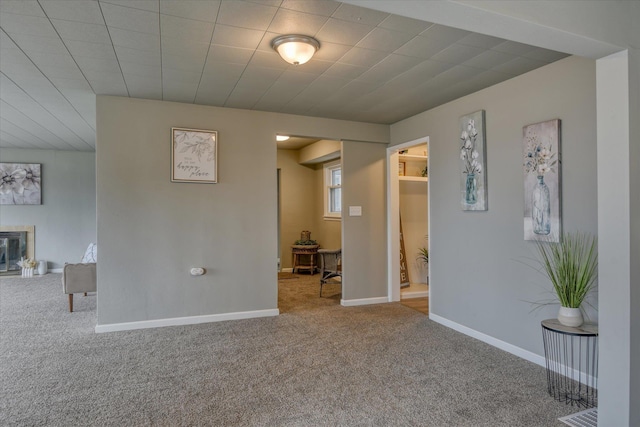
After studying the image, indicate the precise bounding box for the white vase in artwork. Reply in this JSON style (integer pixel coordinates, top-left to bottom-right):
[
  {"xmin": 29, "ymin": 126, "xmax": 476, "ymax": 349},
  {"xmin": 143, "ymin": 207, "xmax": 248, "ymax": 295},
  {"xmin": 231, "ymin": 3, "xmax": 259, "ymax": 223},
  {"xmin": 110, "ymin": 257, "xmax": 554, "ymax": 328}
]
[
  {"xmin": 557, "ymin": 306, "xmax": 583, "ymax": 327},
  {"xmin": 37, "ymin": 260, "xmax": 47, "ymax": 275}
]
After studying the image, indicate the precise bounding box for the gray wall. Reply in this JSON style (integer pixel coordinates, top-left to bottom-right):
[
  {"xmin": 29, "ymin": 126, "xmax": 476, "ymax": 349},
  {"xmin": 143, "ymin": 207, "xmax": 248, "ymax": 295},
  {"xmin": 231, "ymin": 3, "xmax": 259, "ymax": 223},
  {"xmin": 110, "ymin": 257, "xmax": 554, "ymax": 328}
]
[
  {"xmin": 390, "ymin": 56, "xmax": 598, "ymax": 356},
  {"xmin": 341, "ymin": 140, "xmax": 387, "ymax": 301},
  {"xmin": 96, "ymin": 96, "xmax": 387, "ymax": 325},
  {"xmin": 0, "ymin": 148, "xmax": 96, "ymax": 269}
]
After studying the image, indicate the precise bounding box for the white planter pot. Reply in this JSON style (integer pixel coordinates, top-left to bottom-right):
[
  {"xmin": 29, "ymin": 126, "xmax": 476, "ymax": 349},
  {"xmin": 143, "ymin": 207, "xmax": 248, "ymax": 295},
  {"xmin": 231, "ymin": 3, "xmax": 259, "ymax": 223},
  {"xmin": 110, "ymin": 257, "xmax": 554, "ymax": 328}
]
[
  {"xmin": 37, "ymin": 260, "xmax": 47, "ymax": 275},
  {"xmin": 558, "ymin": 306, "xmax": 583, "ymax": 327}
]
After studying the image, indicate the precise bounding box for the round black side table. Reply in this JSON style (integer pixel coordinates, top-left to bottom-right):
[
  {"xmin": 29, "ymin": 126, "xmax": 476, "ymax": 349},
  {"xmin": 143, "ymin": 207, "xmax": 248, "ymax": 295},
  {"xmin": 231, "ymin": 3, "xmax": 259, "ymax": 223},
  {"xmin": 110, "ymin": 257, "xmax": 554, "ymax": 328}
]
[{"xmin": 541, "ymin": 319, "xmax": 598, "ymax": 408}]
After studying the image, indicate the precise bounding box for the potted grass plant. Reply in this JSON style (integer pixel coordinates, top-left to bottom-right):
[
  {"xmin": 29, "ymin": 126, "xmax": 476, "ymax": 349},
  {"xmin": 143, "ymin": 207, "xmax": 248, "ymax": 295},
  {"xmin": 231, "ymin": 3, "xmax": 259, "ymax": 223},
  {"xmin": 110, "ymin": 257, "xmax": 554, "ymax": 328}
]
[{"xmin": 535, "ymin": 231, "xmax": 598, "ymax": 327}]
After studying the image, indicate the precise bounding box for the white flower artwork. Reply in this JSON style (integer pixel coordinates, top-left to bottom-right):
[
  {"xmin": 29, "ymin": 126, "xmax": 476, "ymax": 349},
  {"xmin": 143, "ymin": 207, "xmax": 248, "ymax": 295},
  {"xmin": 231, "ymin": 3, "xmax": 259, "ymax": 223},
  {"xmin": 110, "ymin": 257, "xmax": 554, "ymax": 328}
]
[
  {"xmin": 459, "ymin": 110, "xmax": 487, "ymax": 211},
  {"xmin": 0, "ymin": 163, "xmax": 41, "ymax": 205},
  {"xmin": 523, "ymin": 119, "xmax": 561, "ymax": 242}
]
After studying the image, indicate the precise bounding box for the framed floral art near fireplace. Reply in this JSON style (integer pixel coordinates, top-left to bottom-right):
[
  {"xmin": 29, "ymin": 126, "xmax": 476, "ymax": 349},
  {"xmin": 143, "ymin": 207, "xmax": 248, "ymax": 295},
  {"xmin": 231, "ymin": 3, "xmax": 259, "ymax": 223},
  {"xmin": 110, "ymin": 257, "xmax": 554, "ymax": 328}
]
[{"xmin": 0, "ymin": 163, "xmax": 41, "ymax": 205}]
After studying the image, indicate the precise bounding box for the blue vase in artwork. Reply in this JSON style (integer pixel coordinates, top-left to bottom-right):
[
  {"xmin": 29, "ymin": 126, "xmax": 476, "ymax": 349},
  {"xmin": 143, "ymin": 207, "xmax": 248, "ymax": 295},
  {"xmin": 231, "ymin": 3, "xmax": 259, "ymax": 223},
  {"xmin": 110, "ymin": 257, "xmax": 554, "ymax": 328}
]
[
  {"xmin": 465, "ymin": 173, "xmax": 477, "ymax": 205},
  {"xmin": 532, "ymin": 175, "xmax": 551, "ymax": 235}
]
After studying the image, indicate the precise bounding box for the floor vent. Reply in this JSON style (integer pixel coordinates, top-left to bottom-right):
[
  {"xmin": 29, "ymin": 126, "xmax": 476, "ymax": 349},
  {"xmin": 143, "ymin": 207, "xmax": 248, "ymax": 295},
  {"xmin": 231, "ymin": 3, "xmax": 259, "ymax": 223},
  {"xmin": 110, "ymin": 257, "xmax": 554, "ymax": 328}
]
[{"xmin": 559, "ymin": 408, "xmax": 597, "ymax": 427}]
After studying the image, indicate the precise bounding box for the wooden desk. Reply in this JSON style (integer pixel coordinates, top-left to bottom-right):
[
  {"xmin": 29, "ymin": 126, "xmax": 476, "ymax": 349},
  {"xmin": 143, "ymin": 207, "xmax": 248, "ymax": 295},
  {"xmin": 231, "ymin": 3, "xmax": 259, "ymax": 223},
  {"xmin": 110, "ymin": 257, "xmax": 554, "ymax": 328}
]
[{"xmin": 291, "ymin": 245, "xmax": 319, "ymax": 274}]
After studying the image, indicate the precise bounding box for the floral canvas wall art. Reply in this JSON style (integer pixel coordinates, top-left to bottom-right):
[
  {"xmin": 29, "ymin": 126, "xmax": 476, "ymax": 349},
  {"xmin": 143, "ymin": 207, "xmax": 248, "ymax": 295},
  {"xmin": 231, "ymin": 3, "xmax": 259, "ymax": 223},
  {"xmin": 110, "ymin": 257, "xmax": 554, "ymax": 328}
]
[
  {"xmin": 459, "ymin": 110, "xmax": 487, "ymax": 211},
  {"xmin": 0, "ymin": 163, "xmax": 41, "ymax": 205},
  {"xmin": 523, "ymin": 119, "xmax": 561, "ymax": 242}
]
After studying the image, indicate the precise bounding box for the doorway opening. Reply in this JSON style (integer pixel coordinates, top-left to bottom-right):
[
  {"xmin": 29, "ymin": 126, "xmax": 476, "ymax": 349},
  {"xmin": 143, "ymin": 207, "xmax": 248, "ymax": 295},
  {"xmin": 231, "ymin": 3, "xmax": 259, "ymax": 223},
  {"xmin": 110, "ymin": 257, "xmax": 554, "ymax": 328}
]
[
  {"xmin": 276, "ymin": 135, "xmax": 343, "ymax": 313},
  {"xmin": 387, "ymin": 137, "xmax": 430, "ymax": 310}
]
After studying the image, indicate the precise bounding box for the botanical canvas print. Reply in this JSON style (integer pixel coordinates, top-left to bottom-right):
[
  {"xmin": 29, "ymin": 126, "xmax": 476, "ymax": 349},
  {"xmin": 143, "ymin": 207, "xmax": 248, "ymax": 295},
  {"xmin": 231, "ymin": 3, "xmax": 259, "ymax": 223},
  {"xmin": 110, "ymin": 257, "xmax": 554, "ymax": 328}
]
[
  {"xmin": 0, "ymin": 163, "xmax": 41, "ymax": 205},
  {"xmin": 523, "ymin": 119, "xmax": 561, "ymax": 242},
  {"xmin": 459, "ymin": 110, "xmax": 487, "ymax": 211},
  {"xmin": 171, "ymin": 127, "xmax": 217, "ymax": 183}
]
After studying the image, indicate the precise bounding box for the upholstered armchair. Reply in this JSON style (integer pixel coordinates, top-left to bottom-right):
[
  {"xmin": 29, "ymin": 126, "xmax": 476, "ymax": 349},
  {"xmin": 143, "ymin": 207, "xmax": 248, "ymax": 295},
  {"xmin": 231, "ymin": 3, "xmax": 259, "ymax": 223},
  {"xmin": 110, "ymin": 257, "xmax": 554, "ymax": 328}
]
[{"xmin": 62, "ymin": 243, "xmax": 96, "ymax": 312}]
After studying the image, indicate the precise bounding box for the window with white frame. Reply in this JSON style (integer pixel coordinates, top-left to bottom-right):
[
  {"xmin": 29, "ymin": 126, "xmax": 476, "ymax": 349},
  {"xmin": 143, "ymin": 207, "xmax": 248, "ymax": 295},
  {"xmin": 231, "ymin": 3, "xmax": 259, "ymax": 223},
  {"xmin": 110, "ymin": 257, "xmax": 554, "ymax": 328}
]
[{"xmin": 324, "ymin": 160, "xmax": 341, "ymax": 219}]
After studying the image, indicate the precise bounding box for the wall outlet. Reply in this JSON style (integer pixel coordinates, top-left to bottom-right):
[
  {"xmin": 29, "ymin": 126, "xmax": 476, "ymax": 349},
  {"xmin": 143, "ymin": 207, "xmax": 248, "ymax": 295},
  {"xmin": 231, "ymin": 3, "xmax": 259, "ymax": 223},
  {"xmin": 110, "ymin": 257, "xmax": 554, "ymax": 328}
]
[{"xmin": 190, "ymin": 267, "xmax": 205, "ymax": 276}]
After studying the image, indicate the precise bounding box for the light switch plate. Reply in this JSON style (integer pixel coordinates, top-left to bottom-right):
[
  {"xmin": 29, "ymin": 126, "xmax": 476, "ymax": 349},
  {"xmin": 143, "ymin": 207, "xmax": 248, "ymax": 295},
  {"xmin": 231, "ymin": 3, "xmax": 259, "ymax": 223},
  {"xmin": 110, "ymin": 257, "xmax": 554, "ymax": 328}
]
[{"xmin": 349, "ymin": 206, "xmax": 362, "ymax": 216}]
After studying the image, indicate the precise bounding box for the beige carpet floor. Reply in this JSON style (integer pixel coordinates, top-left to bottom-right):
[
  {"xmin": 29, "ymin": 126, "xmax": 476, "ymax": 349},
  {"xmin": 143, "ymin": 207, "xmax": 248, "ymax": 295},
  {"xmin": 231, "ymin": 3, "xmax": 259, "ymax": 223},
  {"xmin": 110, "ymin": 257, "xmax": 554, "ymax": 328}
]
[{"xmin": 0, "ymin": 273, "xmax": 578, "ymax": 426}]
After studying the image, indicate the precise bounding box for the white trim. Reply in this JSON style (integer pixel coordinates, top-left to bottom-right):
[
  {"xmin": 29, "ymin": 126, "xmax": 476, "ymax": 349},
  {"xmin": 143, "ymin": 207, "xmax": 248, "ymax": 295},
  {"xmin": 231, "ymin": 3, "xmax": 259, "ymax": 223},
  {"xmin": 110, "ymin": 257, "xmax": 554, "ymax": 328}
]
[
  {"xmin": 50, "ymin": 268, "xmax": 63, "ymax": 273},
  {"xmin": 280, "ymin": 267, "xmax": 293, "ymax": 273},
  {"xmin": 341, "ymin": 296, "xmax": 388, "ymax": 307},
  {"xmin": 429, "ymin": 313, "xmax": 546, "ymax": 367},
  {"xmin": 95, "ymin": 309, "xmax": 279, "ymax": 333}
]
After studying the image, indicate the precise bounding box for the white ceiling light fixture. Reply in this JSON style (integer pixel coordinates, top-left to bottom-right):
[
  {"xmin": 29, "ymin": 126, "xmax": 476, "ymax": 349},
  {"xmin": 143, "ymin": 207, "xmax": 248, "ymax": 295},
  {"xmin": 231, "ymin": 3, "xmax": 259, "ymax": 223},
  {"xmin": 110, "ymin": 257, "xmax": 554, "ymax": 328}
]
[
  {"xmin": 276, "ymin": 135, "xmax": 290, "ymax": 142},
  {"xmin": 271, "ymin": 35, "xmax": 320, "ymax": 66}
]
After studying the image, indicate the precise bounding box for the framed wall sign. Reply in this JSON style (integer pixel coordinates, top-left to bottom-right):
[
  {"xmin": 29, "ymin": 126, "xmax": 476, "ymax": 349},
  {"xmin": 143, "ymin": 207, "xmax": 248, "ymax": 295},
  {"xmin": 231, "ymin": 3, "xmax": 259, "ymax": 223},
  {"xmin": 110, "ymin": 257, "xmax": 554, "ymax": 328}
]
[{"xmin": 171, "ymin": 127, "xmax": 218, "ymax": 183}]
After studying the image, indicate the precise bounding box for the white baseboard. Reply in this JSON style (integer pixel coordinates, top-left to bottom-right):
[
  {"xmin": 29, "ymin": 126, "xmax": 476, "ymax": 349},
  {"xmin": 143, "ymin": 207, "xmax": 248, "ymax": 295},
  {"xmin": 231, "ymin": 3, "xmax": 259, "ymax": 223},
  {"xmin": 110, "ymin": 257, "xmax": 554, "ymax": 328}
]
[
  {"xmin": 429, "ymin": 313, "xmax": 546, "ymax": 368},
  {"xmin": 341, "ymin": 296, "xmax": 388, "ymax": 307},
  {"xmin": 280, "ymin": 268, "xmax": 293, "ymax": 273},
  {"xmin": 49, "ymin": 268, "xmax": 63, "ymax": 273},
  {"xmin": 95, "ymin": 308, "xmax": 280, "ymax": 333}
]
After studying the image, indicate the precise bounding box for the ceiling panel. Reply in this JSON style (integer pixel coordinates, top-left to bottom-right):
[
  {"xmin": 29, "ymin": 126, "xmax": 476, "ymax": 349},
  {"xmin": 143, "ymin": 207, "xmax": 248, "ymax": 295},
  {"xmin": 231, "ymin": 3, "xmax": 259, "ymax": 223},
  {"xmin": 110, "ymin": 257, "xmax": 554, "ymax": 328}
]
[
  {"xmin": 216, "ymin": 0, "xmax": 278, "ymax": 31},
  {"xmin": 0, "ymin": 0, "xmax": 46, "ymax": 17},
  {"xmin": 160, "ymin": 15, "xmax": 214, "ymax": 45},
  {"xmin": 101, "ymin": 0, "xmax": 159, "ymax": 13},
  {"xmin": 394, "ymin": 35, "xmax": 455, "ymax": 59},
  {"xmin": 280, "ymin": 0, "xmax": 341, "ymax": 17},
  {"xmin": 119, "ymin": 61, "xmax": 162, "ymax": 79},
  {"xmin": 100, "ymin": 2, "xmax": 159, "ymax": 35},
  {"xmin": 267, "ymin": 8, "xmax": 329, "ymax": 35},
  {"xmin": 109, "ymin": 27, "xmax": 160, "ymax": 50},
  {"xmin": 378, "ymin": 14, "xmax": 432, "ymax": 35},
  {"xmin": 160, "ymin": 0, "xmax": 220, "ymax": 22},
  {"xmin": 51, "ymin": 19, "xmax": 112, "ymax": 44},
  {"xmin": 331, "ymin": 3, "xmax": 388, "ymax": 27},
  {"xmin": 315, "ymin": 18, "xmax": 373, "ymax": 45},
  {"xmin": 0, "ymin": 0, "xmax": 573, "ymax": 151},
  {"xmin": 124, "ymin": 75, "xmax": 162, "ymax": 99},
  {"xmin": 210, "ymin": 24, "xmax": 263, "ymax": 49},
  {"xmin": 4, "ymin": 33, "xmax": 68, "ymax": 55},
  {"xmin": 162, "ymin": 81, "xmax": 198, "ymax": 104},
  {"xmin": 356, "ymin": 27, "xmax": 414, "ymax": 52},
  {"xmin": 0, "ymin": 120, "xmax": 52, "ymax": 149},
  {"xmin": 0, "ymin": 12, "xmax": 57, "ymax": 38},
  {"xmin": 39, "ymin": 0, "xmax": 104, "ymax": 25},
  {"xmin": 113, "ymin": 46, "xmax": 161, "ymax": 66},
  {"xmin": 206, "ymin": 45, "xmax": 254, "ymax": 65}
]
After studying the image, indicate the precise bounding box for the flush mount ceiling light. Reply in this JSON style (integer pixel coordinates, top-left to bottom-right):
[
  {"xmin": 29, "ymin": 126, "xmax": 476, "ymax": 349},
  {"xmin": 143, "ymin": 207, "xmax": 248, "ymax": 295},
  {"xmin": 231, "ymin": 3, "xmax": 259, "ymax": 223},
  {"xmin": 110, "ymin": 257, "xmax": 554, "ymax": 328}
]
[
  {"xmin": 276, "ymin": 135, "xmax": 290, "ymax": 142},
  {"xmin": 271, "ymin": 35, "xmax": 320, "ymax": 65}
]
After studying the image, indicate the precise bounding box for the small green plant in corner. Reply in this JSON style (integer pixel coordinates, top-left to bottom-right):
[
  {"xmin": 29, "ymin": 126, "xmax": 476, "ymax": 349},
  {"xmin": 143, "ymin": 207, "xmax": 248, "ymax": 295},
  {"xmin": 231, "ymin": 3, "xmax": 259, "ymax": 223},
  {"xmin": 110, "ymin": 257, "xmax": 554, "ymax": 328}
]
[
  {"xmin": 294, "ymin": 239, "xmax": 318, "ymax": 245},
  {"xmin": 533, "ymin": 231, "xmax": 598, "ymax": 326},
  {"xmin": 535, "ymin": 232, "xmax": 597, "ymax": 308},
  {"xmin": 417, "ymin": 247, "xmax": 429, "ymax": 265}
]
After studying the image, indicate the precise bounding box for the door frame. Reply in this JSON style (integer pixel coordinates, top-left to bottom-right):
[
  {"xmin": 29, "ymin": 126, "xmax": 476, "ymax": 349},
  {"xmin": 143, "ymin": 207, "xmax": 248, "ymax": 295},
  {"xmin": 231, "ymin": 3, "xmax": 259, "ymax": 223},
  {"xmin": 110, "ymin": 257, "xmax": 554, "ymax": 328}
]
[{"xmin": 386, "ymin": 136, "xmax": 430, "ymax": 302}]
